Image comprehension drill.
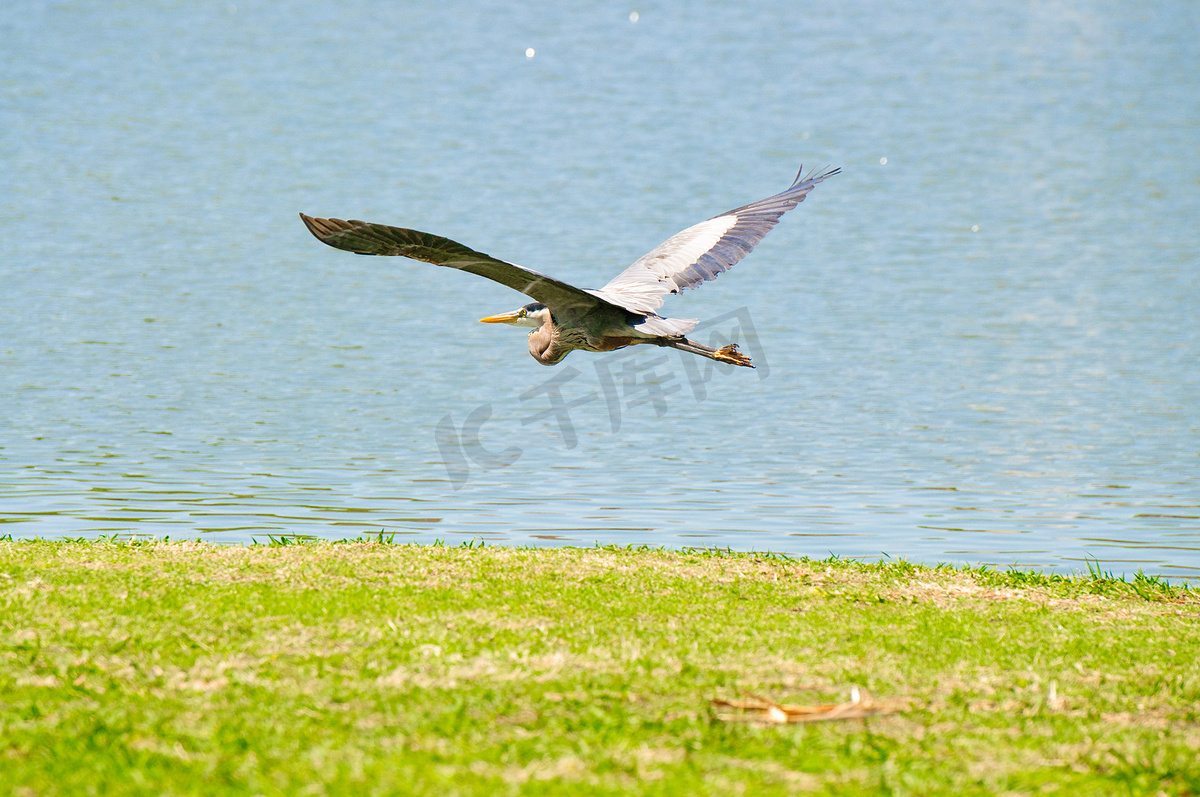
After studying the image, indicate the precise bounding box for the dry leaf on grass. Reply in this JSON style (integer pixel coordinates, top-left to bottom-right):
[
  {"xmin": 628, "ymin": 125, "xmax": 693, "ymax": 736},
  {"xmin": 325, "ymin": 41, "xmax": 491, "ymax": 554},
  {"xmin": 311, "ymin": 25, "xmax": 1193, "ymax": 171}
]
[{"xmin": 711, "ymin": 690, "xmax": 905, "ymax": 724}]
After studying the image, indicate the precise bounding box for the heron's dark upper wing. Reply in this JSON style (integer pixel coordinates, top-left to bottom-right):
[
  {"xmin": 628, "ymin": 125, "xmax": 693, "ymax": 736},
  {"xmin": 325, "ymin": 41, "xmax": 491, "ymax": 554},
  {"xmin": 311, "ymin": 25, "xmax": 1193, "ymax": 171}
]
[
  {"xmin": 592, "ymin": 165, "xmax": 840, "ymax": 314},
  {"xmin": 299, "ymin": 214, "xmax": 605, "ymax": 313}
]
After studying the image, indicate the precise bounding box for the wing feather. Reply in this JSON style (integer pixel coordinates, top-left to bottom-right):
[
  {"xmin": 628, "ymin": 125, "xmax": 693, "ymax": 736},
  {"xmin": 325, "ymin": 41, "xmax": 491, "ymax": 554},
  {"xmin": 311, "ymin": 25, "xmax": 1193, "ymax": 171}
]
[
  {"xmin": 299, "ymin": 214, "xmax": 605, "ymax": 313},
  {"xmin": 592, "ymin": 165, "xmax": 840, "ymax": 313}
]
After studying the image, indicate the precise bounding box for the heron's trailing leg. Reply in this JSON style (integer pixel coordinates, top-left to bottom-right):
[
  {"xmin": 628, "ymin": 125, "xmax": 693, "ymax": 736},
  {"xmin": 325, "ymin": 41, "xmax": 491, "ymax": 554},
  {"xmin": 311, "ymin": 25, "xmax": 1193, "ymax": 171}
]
[{"xmin": 662, "ymin": 338, "xmax": 754, "ymax": 368}]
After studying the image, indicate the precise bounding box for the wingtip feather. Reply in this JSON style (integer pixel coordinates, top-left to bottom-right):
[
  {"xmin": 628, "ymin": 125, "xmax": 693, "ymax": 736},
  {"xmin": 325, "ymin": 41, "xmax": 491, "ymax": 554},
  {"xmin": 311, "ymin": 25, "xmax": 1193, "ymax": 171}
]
[
  {"xmin": 299, "ymin": 212, "xmax": 327, "ymax": 237},
  {"xmin": 299, "ymin": 213, "xmax": 355, "ymax": 242},
  {"xmin": 791, "ymin": 164, "xmax": 841, "ymax": 188}
]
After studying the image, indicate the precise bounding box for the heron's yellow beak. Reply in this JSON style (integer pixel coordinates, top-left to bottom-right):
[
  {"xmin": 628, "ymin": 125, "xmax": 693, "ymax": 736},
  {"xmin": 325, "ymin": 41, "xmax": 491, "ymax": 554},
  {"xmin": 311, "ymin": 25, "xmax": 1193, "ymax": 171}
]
[{"xmin": 478, "ymin": 311, "xmax": 521, "ymax": 324}]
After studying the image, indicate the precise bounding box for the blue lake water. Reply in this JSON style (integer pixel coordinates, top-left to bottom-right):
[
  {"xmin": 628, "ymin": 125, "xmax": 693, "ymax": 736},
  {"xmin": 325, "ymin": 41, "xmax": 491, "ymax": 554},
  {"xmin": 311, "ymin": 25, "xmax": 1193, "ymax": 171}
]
[{"xmin": 2, "ymin": 1, "xmax": 1198, "ymax": 580}]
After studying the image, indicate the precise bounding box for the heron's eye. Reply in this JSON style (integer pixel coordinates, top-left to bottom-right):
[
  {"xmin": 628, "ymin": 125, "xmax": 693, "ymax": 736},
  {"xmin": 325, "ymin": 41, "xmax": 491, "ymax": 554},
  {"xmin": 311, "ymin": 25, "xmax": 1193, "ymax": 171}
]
[{"xmin": 518, "ymin": 310, "xmax": 526, "ymax": 318}]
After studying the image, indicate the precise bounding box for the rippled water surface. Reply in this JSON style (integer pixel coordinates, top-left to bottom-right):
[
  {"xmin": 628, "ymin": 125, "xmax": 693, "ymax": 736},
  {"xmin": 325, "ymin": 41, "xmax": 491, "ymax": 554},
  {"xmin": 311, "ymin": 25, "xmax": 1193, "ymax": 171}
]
[{"xmin": 3, "ymin": 1, "xmax": 1198, "ymax": 579}]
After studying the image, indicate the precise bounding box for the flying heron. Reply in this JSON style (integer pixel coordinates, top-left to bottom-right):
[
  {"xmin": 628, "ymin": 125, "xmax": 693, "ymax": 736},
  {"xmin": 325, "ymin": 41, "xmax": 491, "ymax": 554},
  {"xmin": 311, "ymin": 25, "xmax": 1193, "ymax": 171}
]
[{"xmin": 300, "ymin": 165, "xmax": 838, "ymax": 369}]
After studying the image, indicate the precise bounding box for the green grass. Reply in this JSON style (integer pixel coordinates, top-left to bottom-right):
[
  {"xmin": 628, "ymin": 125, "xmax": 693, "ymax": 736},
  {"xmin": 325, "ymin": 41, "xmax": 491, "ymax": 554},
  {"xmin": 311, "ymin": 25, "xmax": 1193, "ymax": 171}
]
[{"xmin": 2, "ymin": 540, "xmax": 1198, "ymax": 795}]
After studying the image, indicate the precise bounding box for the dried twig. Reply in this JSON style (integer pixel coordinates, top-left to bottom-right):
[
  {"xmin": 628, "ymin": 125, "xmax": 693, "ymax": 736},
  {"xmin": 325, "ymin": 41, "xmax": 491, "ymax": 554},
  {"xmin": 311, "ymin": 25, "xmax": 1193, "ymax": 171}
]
[{"xmin": 711, "ymin": 689, "xmax": 905, "ymax": 724}]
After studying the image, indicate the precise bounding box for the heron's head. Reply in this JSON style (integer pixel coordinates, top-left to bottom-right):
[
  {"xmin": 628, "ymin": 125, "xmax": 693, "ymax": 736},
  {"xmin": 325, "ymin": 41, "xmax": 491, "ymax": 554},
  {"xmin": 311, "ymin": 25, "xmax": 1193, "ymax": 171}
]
[{"xmin": 478, "ymin": 302, "xmax": 549, "ymax": 329}]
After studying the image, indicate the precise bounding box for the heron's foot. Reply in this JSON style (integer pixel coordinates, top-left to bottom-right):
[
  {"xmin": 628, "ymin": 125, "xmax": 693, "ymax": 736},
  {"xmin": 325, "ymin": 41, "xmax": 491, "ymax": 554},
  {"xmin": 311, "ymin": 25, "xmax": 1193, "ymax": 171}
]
[{"xmin": 714, "ymin": 343, "xmax": 754, "ymax": 368}]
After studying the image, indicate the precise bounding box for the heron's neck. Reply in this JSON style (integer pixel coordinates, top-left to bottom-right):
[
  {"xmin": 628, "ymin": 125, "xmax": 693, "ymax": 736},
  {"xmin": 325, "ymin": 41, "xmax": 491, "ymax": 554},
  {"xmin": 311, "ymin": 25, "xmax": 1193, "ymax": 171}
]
[
  {"xmin": 528, "ymin": 316, "xmax": 554, "ymax": 367},
  {"xmin": 527, "ymin": 316, "xmax": 564, "ymax": 365}
]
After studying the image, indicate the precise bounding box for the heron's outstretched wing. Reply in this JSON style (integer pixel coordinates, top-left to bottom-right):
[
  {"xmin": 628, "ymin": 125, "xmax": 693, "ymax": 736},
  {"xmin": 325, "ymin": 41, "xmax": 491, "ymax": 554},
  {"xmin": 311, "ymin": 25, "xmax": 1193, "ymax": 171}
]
[
  {"xmin": 592, "ymin": 165, "xmax": 840, "ymax": 314},
  {"xmin": 299, "ymin": 214, "xmax": 606, "ymax": 313}
]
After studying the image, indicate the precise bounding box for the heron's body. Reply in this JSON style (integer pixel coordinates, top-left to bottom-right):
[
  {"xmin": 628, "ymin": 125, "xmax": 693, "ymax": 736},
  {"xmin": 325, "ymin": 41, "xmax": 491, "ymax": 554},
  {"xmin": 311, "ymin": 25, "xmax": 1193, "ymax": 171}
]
[
  {"xmin": 301, "ymin": 165, "xmax": 838, "ymax": 369},
  {"xmin": 512, "ymin": 303, "xmax": 650, "ymax": 366}
]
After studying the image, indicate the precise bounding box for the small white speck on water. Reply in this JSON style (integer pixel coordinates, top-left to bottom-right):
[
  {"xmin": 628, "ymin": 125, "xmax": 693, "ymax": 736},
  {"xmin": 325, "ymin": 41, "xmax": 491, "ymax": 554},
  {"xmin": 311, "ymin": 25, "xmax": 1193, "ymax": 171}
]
[
  {"xmin": 880, "ymin": 156, "xmax": 888, "ymax": 165},
  {"xmin": 525, "ymin": 48, "xmax": 536, "ymax": 58},
  {"xmin": 629, "ymin": 11, "xmax": 639, "ymax": 22},
  {"xmin": 971, "ymin": 224, "xmax": 979, "ymax": 232}
]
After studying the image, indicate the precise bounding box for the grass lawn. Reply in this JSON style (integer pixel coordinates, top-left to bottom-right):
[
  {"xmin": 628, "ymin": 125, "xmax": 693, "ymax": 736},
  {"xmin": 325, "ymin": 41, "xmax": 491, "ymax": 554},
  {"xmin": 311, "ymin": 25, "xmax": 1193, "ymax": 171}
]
[{"xmin": 2, "ymin": 540, "xmax": 1198, "ymax": 795}]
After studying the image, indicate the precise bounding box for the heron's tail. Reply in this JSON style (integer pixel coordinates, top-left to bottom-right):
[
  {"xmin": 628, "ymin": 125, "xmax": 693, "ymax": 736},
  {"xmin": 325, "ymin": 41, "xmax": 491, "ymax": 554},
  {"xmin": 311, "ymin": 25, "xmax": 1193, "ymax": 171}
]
[{"xmin": 664, "ymin": 338, "xmax": 754, "ymax": 368}]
